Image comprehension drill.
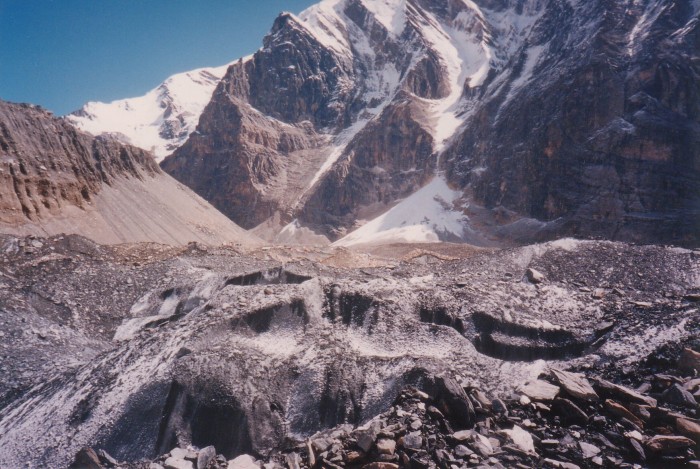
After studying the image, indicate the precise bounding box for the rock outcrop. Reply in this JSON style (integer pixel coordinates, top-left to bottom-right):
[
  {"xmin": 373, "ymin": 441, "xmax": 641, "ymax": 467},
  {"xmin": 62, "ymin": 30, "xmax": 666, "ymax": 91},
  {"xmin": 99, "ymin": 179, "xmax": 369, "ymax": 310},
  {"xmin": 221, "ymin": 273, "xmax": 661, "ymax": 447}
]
[
  {"xmin": 445, "ymin": 0, "xmax": 700, "ymax": 247},
  {"xmin": 161, "ymin": 0, "xmax": 484, "ymax": 238},
  {"xmin": 0, "ymin": 100, "xmax": 260, "ymax": 246}
]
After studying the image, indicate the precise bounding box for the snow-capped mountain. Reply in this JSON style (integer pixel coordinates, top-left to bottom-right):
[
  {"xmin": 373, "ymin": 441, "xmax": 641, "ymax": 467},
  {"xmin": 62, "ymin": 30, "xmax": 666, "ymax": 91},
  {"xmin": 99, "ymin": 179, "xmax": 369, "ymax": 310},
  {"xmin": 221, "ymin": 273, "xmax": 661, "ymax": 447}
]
[
  {"xmin": 161, "ymin": 0, "xmax": 698, "ymax": 247},
  {"xmin": 67, "ymin": 64, "xmax": 231, "ymax": 161},
  {"xmin": 71, "ymin": 0, "xmax": 699, "ymax": 247},
  {"xmin": 162, "ymin": 0, "xmax": 535, "ymax": 238}
]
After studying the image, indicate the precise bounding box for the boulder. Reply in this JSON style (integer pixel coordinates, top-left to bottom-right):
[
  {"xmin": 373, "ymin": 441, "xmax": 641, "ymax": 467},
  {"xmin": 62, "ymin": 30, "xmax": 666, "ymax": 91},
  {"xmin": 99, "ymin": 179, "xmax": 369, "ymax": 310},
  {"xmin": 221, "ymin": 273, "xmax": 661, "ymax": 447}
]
[
  {"xmin": 594, "ymin": 379, "xmax": 657, "ymax": 407},
  {"xmin": 355, "ymin": 429, "xmax": 377, "ymax": 453},
  {"xmin": 604, "ymin": 400, "xmax": 645, "ymax": 428},
  {"xmin": 628, "ymin": 403, "xmax": 651, "ymax": 422},
  {"xmin": 677, "ymin": 418, "xmax": 700, "ymax": 445},
  {"xmin": 97, "ymin": 449, "xmax": 118, "ymax": 467},
  {"xmin": 431, "ymin": 375, "xmax": 475, "ymax": 429},
  {"xmin": 471, "ymin": 390, "xmax": 492, "ymax": 408},
  {"xmin": 662, "ymin": 384, "xmax": 698, "ymax": 409},
  {"xmin": 164, "ymin": 457, "xmax": 194, "ymax": 469},
  {"xmin": 553, "ymin": 398, "xmax": 589, "ymax": 425},
  {"xmin": 376, "ymin": 439, "xmax": 396, "ymax": 455},
  {"xmin": 492, "ymin": 398, "xmax": 508, "ymax": 415},
  {"xmin": 454, "ymin": 445, "xmax": 473, "ymax": 458},
  {"xmin": 452, "ymin": 430, "xmax": 472, "ymax": 441},
  {"xmin": 685, "ymin": 378, "xmax": 700, "ymax": 393},
  {"xmin": 345, "ymin": 452, "xmax": 362, "ymax": 464},
  {"xmin": 401, "ymin": 432, "xmax": 423, "ymax": 450},
  {"xmin": 409, "ymin": 419, "xmax": 422, "ymax": 430},
  {"xmin": 679, "ymin": 348, "xmax": 700, "ymax": 374},
  {"xmin": 285, "ymin": 453, "xmax": 301, "ymax": 469},
  {"xmin": 471, "ymin": 433, "xmax": 493, "ymax": 457},
  {"xmin": 69, "ymin": 448, "xmax": 103, "ymax": 469},
  {"xmin": 503, "ymin": 425, "xmax": 535, "ymax": 453},
  {"xmin": 579, "ymin": 442, "xmax": 600, "ymax": 459},
  {"xmin": 526, "ymin": 268, "xmax": 545, "ymax": 284},
  {"xmin": 170, "ymin": 448, "xmax": 197, "ymax": 460},
  {"xmin": 227, "ymin": 455, "xmax": 260, "ymax": 469},
  {"xmin": 517, "ymin": 380, "xmax": 559, "ymax": 401},
  {"xmin": 311, "ymin": 437, "xmax": 334, "ymax": 453},
  {"xmin": 592, "ymin": 289, "xmax": 606, "ymax": 299},
  {"xmin": 644, "ymin": 435, "xmax": 695, "ymax": 454},
  {"xmin": 197, "ymin": 446, "xmax": 216, "ymax": 469},
  {"xmin": 629, "ymin": 438, "xmax": 646, "ymax": 462},
  {"xmin": 550, "ymin": 369, "xmax": 598, "ymax": 402}
]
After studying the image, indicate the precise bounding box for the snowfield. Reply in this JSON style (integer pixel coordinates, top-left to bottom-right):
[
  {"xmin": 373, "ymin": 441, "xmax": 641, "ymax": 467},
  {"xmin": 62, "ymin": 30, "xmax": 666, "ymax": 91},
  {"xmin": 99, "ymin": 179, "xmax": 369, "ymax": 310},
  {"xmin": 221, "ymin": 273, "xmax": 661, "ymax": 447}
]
[
  {"xmin": 67, "ymin": 64, "xmax": 231, "ymax": 161},
  {"xmin": 334, "ymin": 177, "xmax": 467, "ymax": 246}
]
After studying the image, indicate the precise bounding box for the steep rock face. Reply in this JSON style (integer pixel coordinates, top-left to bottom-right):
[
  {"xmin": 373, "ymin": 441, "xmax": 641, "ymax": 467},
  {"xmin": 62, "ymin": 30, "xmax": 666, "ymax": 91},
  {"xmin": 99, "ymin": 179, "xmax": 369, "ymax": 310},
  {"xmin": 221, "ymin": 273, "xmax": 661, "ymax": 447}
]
[
  {"xmin": 162, "ymin": 0, "xmax": 491, "ymax": 234},
  {"xmin": 301, "ymin": 96, "xmax": 436, "ymax": 235},
  {"xmin": 444, "ymin": 0, "xmax": 700, "ymax": 246},
  {"xmin": 129, "ymin": 0, "xmax": 697, "ymax": 246},
  {"xmin": 0, "ymin": 100, "xmax": 260, "ymax": 246},
  {"xmin": 160, "ymin": 89, "xmax": 329, "ymax": 229},
  {"xmin": 240, "ymin": 13, "xmax": 353, "ymax": 129}
]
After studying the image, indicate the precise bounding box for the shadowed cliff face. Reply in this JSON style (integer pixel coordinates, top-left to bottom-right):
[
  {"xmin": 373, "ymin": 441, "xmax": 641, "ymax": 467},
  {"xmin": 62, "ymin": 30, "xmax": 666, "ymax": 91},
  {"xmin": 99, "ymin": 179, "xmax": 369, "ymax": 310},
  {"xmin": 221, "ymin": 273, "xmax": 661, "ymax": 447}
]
[
  {"xmin": 161, "ymin": 0, "xmax": 479, "ymax": 233},
  {"xmin": 444, "ymin": 0, "xmax": 700, "ymax": 247},
  {"xmin": 160, "ymin": 0, "xmax": 699, "ymax": 246}
]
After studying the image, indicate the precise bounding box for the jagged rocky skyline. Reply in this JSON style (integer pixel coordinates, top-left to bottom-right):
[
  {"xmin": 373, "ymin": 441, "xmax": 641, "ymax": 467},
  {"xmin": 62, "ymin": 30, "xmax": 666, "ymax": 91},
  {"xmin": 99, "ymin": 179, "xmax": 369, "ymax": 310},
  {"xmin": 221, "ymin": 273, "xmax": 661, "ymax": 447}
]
[{"xmin": 70, "ymin": 0, "xmax": 700, "ymax": 249}]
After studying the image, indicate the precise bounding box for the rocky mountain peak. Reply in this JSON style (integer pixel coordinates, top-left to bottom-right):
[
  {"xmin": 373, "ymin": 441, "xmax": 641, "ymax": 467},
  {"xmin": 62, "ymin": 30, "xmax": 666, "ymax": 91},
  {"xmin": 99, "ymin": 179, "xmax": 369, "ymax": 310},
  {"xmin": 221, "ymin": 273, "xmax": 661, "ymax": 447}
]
[
  {"xmin": 0, "ymin": 99, "xmax": 261, "ymax": 246},
  {"xmin": 0, "ymin": 101, "xmax": 159, "ymax": 224},
  {"xmin": 61, "ymin": 0, "xmax": 699, "ymax": 248}
]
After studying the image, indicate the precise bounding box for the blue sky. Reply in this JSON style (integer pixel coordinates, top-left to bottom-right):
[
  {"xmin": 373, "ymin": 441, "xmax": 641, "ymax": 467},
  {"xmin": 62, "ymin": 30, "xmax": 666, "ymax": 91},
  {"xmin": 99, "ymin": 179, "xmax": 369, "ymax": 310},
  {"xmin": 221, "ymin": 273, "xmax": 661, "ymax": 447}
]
[{"xmin": 0, "ymin": 0, "xmax": 317, "ymax": 115}]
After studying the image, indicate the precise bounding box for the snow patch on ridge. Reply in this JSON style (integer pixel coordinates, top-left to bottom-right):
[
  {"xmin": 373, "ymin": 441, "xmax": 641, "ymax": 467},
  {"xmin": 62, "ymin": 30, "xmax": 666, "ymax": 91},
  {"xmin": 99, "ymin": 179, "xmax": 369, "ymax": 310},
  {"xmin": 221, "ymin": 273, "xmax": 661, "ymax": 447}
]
[
  {"xmin": 509, "ymin": 44, "xmax": 546, "ymax": 94},
  {"xmin": 418, "ymin": 5, "xmax": 492, "ymax": 154},
  {"xmin": 334, "ymin": 177, "xmax": 466, "ymax": 246},
  {"xmin": 360, "ymin": 0, "xmax": 407, "ymax": 35},
  {"xmin": 298, "ymin": 0, "xmax": 352, "ymax": 57},
  {"xmin": 627, "ymin": 0, "xmax": 667, "ymax": 57}
]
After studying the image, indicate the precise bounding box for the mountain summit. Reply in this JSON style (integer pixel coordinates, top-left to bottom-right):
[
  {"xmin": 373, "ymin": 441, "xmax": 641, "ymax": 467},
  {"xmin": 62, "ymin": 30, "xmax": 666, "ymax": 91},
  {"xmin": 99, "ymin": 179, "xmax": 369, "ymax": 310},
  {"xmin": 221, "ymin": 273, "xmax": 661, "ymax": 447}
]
[
  {"xmin": 67, "ymin": 64, "xmax": 231, "ymax": 162},
  {"xmin": 162, "ymin": 0, "xmax": 700, "ymax": 247},
  {"xmin": 69, "ymin": 0, "xmax": 700, "ymax": 247}
]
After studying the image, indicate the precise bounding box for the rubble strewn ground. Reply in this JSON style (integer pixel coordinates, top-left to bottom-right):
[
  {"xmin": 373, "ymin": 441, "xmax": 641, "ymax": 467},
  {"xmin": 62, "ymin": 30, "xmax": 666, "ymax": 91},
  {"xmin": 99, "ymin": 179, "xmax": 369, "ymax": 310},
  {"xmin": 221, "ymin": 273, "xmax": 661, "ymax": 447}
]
[
  {"xmin": 0, "ymin": 235, "xmax": 697, "ymax": 469},
  {"xmin": 80, "ymin": 351, "xmax": 700, "ymax": 469}
]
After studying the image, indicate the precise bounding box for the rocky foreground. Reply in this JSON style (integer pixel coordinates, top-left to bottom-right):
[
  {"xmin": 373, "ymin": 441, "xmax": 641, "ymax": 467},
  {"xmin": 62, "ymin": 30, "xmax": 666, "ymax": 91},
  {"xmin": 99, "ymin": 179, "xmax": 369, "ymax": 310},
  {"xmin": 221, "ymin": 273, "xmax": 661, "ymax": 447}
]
[
  {"xmin": 0, "ymin": 235, "xmax": 697, "ymax": 468},
  {"xmin": 73, "ymin": 346, "xmax": 700, "ymax": 469}
]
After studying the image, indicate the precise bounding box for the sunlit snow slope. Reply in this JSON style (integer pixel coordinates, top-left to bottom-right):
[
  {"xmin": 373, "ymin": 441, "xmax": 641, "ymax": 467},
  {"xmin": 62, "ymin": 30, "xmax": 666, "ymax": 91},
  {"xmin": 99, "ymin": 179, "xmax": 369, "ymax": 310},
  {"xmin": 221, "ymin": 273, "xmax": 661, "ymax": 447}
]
[
  {"xmin": 67, "ymin": 64, "xmax": 231, "ymax": 161},
  {"xmin": 334, "ymin": 177, "xmax": 466, "ymax": 246}
]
